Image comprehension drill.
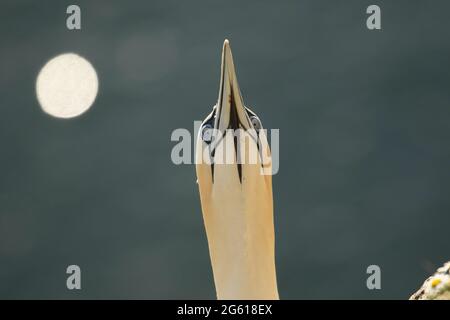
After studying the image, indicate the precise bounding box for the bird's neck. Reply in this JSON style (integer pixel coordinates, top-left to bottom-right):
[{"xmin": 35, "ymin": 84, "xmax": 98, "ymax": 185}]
[
  {"xmin": 204, "ymin": 184, "xmax": 279, "ymax": 299},
  {"xmin": 210, "ymin": 235, "xmax": 279, "ymax": 300}
]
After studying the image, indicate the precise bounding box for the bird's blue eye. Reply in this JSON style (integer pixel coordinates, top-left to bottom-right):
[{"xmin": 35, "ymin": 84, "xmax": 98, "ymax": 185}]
[
  {"xmin": 250, "ymin": 116, "xmax": 262, "ymax": 131},
  {"xmin": 202, "ymin": 124, "xmax": 213, "ymax": 143}
]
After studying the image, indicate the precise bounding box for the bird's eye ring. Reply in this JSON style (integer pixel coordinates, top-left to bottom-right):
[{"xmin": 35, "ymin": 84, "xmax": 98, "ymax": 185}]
[
  {"xmin": 202, "ymin": 124, "xmax": 213, "ymax": 143},
  {"xmin": 250, "ymin": 116, "xmax": 262, "ymax": 131}
]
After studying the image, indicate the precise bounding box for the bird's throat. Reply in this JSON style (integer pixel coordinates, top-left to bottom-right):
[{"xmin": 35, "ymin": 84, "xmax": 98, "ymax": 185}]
[
  {"xmin": 210, "ymin": 238, "xmax": 279, "ymax": 300},
  {"xmin": 201, "ymin": 172, "xmax": 279, "ymax": 300},
  {"xmin": 206, "ymin": 214, "xmax": 279, "ymax": 300}
]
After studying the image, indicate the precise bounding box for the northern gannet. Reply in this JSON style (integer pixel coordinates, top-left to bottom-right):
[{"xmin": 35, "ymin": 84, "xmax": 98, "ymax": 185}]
[{"xmin": 195, "ymin": 40, "xmax": 279, "ymax": 300}]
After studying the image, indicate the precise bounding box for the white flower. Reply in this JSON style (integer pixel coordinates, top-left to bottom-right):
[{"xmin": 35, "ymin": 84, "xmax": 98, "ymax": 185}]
[{"xmin": 423, "ymin": 273, "xmax": 450, "ymax": 299}]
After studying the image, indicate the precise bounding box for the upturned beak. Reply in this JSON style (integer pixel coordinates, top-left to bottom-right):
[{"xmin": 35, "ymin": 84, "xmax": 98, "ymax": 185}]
[{"xmin": 214, "ymin": 39, "xmax": 252, "ymax": 133}]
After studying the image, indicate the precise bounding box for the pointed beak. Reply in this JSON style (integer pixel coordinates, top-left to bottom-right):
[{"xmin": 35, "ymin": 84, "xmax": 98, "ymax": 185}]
[{"xmin": 214, "ymin": 39, "xmax": 251, "ymax": 133}]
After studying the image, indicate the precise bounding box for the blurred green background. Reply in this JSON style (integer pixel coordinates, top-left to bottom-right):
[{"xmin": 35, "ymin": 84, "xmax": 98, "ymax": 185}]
[{"xmin": 0, "ymin": 0, "xmax": 449, "ymax": 299}]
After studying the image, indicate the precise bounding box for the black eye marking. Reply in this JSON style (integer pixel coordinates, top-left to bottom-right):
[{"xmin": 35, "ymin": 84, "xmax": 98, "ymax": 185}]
[
  {"xmin": 201, "ymin": 124, "xmax": 213, "ymax": 143},
  {"xmin": 246, "ymin": 109, "xmax": 270, "ymax": 171},
  {"xmin": 199, "ymin": 109, "xmax": 216, "ymax": 181},
  {"xmin": 250, "ymin": 116, "xmax": 262, "ymax": 131}
]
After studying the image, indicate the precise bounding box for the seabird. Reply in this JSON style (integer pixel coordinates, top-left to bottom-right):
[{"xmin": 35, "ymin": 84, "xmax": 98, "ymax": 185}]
[{"xmin": 195, "ymin": 39, "xmax": 279, "ymax": 299}]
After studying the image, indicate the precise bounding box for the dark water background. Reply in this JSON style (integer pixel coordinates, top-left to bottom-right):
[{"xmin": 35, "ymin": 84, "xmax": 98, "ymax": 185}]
[{"xmin": 0, "ymin": 0, "xmax": 449, "ymax": 299}]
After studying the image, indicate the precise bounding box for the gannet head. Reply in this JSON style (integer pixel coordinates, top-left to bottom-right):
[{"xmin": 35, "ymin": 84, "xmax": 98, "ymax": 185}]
[
  {"xmin": 196, "ymin": 39, "xmax": 272, "ymax": 189},
  {"xmin": 195, "ymin": 40, "xmax": 278, "ymax": 300}
]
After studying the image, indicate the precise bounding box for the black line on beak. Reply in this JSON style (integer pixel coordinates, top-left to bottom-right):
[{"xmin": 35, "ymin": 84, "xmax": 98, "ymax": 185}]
[
  {"xmin": 229, "ymin": 90, "xmax": 243, "ymax": 183},
  {"xmin": 210, "ymin": 87, "xmax": 243, "ymax": 184}
]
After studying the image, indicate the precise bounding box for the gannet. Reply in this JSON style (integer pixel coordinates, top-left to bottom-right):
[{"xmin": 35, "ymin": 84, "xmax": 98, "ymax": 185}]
[{"xmin": 195, "ymin": 39, "xmax": 279, "ymax": 300}]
